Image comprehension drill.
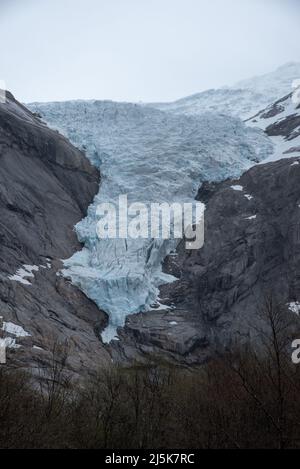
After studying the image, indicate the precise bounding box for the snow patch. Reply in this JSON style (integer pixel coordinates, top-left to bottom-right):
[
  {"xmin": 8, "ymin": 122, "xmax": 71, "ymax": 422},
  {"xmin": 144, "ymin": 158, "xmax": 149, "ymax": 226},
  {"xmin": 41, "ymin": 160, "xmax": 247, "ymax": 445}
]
[
  {"xmin": 40, "ymin": 261, "xmax": 52, "ymax": 269},
  {"xmin": 260, "ymin": 136, "xmax": 300, "ymax": 164},
  {"xmin": 0, "ymin": 337, "xmax": 21, "ymax": 349},
  {"xmin": 2, "ymin": 322, "xmax": 30, "ymax": 337},
  {"xmin": 288, "ymin": 302, "xmax": 300, "ymax": 315},
  {"xmin": 33, "ymin": 345, "xmax": 44, "ymax": 351},
  {"xmin": 8, "ymin": 264, "xmax": 39, "ymax": 286},
  {"xmin": 231, "ymin": 185, "xmax": 244, "ymax": 192},
  {"xmin": 147, "ymin": 302, "xmax": 171, "ymax": 312}
]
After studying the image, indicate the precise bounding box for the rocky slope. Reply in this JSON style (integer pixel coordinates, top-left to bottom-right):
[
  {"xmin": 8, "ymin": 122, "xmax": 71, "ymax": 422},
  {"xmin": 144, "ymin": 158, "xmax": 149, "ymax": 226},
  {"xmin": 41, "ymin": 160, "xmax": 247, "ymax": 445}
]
[
  {"xmin": 0, "ymin": 92, "xmax": 110, "ymax": 377},
  {"xmin": 111, "ymin": 156, "xmax": 300, "ymax": 364}
]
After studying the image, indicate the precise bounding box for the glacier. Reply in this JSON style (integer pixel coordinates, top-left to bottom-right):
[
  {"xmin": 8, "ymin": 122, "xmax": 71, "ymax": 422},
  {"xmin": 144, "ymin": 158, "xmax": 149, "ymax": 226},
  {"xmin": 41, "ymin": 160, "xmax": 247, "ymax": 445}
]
[
  {"xmin": 28, "ymin": 100, "xmax": 274, "ymax": 341},
  {"xmin": 28, "ymin": 99, "xmax": 274, "ymax": 341}
]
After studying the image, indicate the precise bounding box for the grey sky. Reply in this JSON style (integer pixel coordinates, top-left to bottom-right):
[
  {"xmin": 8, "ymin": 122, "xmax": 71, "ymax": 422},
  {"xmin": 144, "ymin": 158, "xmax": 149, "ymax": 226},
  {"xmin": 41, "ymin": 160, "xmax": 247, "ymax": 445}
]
[{"xmin": 0, "ymin": 0, "xmax": 300, "ymax": 103}]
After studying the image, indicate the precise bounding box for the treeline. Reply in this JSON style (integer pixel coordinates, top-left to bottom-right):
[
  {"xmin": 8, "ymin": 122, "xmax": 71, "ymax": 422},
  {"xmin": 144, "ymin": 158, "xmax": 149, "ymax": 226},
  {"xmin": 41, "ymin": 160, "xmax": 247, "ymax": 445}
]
[{"xmin": 1, "ymin": 297, "xmax": 300, "ymax": 449}]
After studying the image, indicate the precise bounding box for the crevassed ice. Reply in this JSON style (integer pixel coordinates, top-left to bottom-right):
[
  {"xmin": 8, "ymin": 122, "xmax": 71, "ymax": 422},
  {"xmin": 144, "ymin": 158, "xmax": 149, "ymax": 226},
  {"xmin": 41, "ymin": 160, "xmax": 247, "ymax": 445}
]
[{"xmin": 28, "ymin": 101, "xmax": 274, "ymax": 341}]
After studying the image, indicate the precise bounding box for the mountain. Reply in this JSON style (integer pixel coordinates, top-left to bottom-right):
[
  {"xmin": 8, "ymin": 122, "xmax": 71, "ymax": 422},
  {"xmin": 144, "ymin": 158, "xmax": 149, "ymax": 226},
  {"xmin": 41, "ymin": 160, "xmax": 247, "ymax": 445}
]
[
  {"xmin": 5, "ymin": 62, "xmax": 298, "ymax": 370},
  {"xmin": 149, "ymin": 62, "xmax": 300, "ymax": 119},
  {"xmin": 111, "ymin": 156, "xmax": 300, "ymax": 364},
  {"xmin": 0, "ymin": 92, "xmax": 109, "ymax": 377},
  {"xmin": 27, "ymin": 100, "xmax": 272, "ymax": 341},
  {"xmin": 108, "ymin": 84, "xmax": 300, "ymax": 364}
]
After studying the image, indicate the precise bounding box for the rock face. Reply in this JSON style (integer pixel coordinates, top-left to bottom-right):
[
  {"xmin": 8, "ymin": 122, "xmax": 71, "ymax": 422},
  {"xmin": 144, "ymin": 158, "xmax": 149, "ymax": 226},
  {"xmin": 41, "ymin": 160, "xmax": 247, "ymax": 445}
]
[
  {"xmin": 0, "ymin": 92, "xmax": 110, "ymax": 377},
  {"xmin": 111, "ymin": 156, "xmax": 300, "ymax": 364}
]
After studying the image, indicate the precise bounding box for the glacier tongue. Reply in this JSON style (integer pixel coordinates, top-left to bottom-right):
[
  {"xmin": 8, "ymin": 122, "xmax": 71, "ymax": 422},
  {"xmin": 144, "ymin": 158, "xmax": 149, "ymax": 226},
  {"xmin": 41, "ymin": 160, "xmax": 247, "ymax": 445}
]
[
  {"xmin": 28, "ymin": 100, "xmax": 274, "ymax": 341},
  {"xmin": 64, "ymin": 236, "xmax": 179, "ymax": 342}
]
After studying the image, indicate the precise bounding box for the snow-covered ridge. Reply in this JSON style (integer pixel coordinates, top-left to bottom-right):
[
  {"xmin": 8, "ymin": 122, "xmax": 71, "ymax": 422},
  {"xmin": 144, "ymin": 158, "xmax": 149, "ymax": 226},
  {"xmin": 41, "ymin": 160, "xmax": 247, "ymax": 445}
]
[
  {"xmin": 247, "ymin": 92, "xmax": 300, "ymax": 162},
  {"xmin": 149, "ymin": 88, "xmax": 273, "ymax": 120},
  {"xmin": 28, "ymin": 100, "xmax": 273, "ymax": 341},
  {"xmin": 149, "ymin": 62, "xmax": 300, "ymax": 120},
  {"xmin": 235, "ymin": 62, "xmax": 300, "ymax": 98}
]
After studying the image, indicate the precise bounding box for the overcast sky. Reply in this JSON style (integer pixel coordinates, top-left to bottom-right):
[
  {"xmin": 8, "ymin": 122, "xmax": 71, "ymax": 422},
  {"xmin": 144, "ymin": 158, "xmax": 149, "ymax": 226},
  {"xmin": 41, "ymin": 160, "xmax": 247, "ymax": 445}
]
[{"xmin": 0, "ymin": 0, "xmax": 300, "ymax": 103}]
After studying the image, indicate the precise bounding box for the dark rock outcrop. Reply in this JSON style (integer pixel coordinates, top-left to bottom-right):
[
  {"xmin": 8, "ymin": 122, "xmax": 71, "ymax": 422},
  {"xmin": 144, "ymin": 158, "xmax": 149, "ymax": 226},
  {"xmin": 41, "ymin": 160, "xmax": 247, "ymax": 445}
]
[{"xmin": 0, "ymin": 92, "xmax": 110, "ymax": 377}]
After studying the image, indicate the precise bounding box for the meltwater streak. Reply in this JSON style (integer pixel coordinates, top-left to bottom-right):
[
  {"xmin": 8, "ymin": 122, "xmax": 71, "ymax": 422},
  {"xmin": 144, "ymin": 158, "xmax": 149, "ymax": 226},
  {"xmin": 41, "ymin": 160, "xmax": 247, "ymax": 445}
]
[{"xmin": 27, "ymin": 101, "xmax": 274, "ymax": 341}]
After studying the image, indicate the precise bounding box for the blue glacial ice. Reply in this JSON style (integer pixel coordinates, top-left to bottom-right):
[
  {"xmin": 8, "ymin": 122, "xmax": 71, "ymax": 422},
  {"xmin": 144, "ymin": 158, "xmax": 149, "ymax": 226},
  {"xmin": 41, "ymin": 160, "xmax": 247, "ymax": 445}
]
[{"xmin": 28, "ymin": 100, "xmax": 274, "ymax": 341}]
